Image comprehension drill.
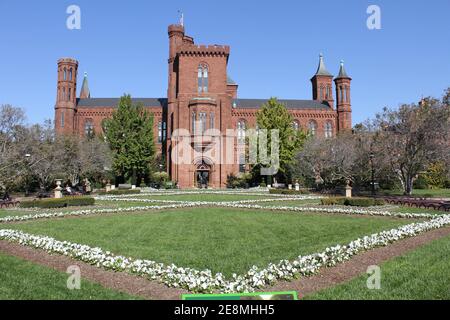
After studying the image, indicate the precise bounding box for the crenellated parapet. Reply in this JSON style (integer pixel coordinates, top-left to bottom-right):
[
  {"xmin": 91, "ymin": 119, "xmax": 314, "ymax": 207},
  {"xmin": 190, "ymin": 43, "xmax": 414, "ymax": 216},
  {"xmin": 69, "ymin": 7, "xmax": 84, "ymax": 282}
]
[{"xmin": 178, "ymin": 44, "xmax": 230, "ymax": 57}]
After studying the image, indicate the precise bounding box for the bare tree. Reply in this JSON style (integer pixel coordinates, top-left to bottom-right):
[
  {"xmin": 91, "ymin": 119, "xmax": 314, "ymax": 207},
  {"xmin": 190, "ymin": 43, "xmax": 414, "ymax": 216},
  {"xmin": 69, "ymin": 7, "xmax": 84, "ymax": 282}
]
[{"xmin": 372, "ymin": 96, "xmax": 450, "ymax": 195}]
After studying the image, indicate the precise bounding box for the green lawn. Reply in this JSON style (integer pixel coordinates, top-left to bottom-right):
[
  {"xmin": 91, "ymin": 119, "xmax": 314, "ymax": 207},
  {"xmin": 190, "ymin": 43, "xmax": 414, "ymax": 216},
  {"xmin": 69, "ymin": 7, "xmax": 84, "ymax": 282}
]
[
  {"xmin": 255, "ymin": 199, "xmax": 322, "ymax": 207},
  {"xmin": 383, "ymin": 188, "xmax": 450, "ymax": 198},
  {"xmin": 7, "ymin": 207, "xmax": 411, "ymax": 276},
  {"xmin": 137, "ymin": 193, "xmax": 273, "ymax": 202},
  {"xmin": 391, "ymin": 206, "xmax": 448, "ymax": 215},
  {"xmin": 0, "ymin": 252, "xmax": 139, "ymax": 300},
  {"xmin": 305, "ymin": 233, "xmax": 450, "ymax": 300}
]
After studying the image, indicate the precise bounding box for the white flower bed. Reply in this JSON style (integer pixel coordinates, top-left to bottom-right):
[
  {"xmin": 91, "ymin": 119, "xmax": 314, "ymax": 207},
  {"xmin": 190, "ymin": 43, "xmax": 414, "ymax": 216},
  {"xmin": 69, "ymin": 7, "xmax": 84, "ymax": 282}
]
[
  {"xmin": 214, "ymin": 203, "xmax": 437, "ymax": 220},
  {"xmin": 1, "ymin": 214, "xmax": 449, "ymax": 293},
  {"xmin": 0, "ymin": 202, "xmax": 208, "ymax": 223}
]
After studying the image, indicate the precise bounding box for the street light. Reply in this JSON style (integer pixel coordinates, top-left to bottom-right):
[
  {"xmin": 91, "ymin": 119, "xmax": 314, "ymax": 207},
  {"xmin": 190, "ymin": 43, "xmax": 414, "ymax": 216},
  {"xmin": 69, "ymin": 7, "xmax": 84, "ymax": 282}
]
[{"xmin": 369, "ymin": 152, "xmax": 375, "ymax": 196}]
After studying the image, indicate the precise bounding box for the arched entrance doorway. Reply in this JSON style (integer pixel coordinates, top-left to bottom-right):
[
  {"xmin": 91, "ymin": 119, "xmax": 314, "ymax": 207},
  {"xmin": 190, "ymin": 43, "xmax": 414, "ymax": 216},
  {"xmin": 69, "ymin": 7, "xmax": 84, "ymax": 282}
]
[{"xmin": 195, "ymin": 162, "xmax": 210, "ymax": 189}]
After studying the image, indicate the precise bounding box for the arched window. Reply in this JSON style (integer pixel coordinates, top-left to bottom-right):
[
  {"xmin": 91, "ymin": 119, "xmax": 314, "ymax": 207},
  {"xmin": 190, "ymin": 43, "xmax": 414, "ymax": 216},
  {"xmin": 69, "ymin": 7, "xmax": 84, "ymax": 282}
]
[
  {"xmin": 237, "ymin": 120, "xmax": 246, "ymax": 144},
  {"xmin": 191, "ymin": 112, "xmax": 196, "ymax": 133},
  {"xmin": 198, "ymin": 64, "xmax": 208, "ymax": 93},
  {"xmin": 158, "ymin": 121, "xmax": 162, "ymax": 143},
  {"xmin": 84, "ymin": 119, "xmax": 94, "ymax": 136},
  {"xmin": 69, "ymin": 68, "xmax": 73, "ymax": 81},
  {"xmin": 239, "ymin": 154, "xmax": 246, "ymax": 173},
  {"xmin": 68, "ymin": 88, "xmax": 71, "ymax": 101},
  {"xmin": 319, "ymin": 86, "xmax": 324, "ymax": 100},
  {"xmin": 292, "ymin": 120, "xmax": 300, "ymax": 131},
  {"xmin": 325, "ymin": 121, "xmax": 333, "ymax": 138},
  {"xmin": 339, "ymin": 86, "xmax": 344, "ymax": 103},
  {"xmin": 199, "ymin": 112, "xmax": 207, "ymax": 133},
  {"xmin": 210, "ymin": 112, "xmax": 215, "ymax": 129},
  {"xmin": 61, "ymin": 112, "xmax": 65, "ymax": 128},
  {"xmin": 63, "ymin": 87, "xmax": 66, "ymax": 101},
  {"xmin": 327, "ymin": 86, "xmax": 331, "ymax": 99},
  {"xmin": 308, "ymin": 120, "xmax": 317, "ymax": 136},
  {"xmin": 63, "ymin": 68, "xmax": 67, "ymax": 81}
]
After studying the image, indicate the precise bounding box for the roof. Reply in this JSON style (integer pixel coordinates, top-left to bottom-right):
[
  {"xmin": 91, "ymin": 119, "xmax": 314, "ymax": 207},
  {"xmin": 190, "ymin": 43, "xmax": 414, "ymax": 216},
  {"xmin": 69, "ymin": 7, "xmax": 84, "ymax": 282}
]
[
  {"xmin": 335, "ymin": 60, "xmax": 351, "ymax": 80},
  {"xmin": 227, "ymin": 75, "xmax": 237, "ymax": 85},
  {"xmin": 80, "ymin": 72, "xmax": 90, "ymax": 98},
  {"xmin": 313, "ymin": 54, "xmax": 332, "ymax": 77},
  {"xmin": 233, "ymin": 99, "xmax": 330, "ymax": 110},
  {"xmin": 76, "ymin": 98, "xmax": 167, "ymax": 108}
]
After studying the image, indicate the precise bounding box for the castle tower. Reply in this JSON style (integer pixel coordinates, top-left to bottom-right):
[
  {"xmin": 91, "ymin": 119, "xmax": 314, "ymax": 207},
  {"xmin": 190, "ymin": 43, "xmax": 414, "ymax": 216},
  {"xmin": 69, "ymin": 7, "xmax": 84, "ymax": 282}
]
[
  {"xmin": 311, "ymin": 54, "xmax": 334, "ymax": 108},
  {"xmin": 55, "ymin": 58, "xmax": 78, "ymax": 134},
  {"xmin": 80, "ymin": 72, "xmax": 90, "ymax": 99},
  {"xmin": 334, "ymin": 60, "xmax": 352, "ymax": 131}
]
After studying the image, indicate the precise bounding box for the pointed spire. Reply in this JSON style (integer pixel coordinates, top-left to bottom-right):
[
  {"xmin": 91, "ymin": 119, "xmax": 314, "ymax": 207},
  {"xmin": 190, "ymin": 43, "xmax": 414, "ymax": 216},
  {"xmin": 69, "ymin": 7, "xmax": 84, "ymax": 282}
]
[
  {"xmin": 314, "ymin": 53, "xmax": 332, "ymax": 77},
  {"xmin": 336, "ymin": 60, "xmax": 351, "ymax": 79},
  {"xmin": 80, "ymin": 72, "xmax": 90, "ymax": 99}
]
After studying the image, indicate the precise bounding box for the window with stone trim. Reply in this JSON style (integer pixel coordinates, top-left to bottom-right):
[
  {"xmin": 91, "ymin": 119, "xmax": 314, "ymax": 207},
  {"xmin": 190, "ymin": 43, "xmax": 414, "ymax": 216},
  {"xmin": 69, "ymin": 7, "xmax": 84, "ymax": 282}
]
[
  {"xmin": 84, "ymin": 119, "xmax": 94, "ymax": 136},
  {"xmin": 191, "ymin": 112, "xmax": 196, "ymax": 133},
  {"xmin": 158, "ymin": 121, "xmax": 163, "ymax": 143},
  {"xmin": 308, "ymin": 120, "xmax": 318, "ymax": 136},
  {"xmin": 198, "ymin": 64, "xmax": 209, "ymax": 93},
  {"xmin": 325, "ymin": 121, "xmax": 333, "ymax": 138},
  {"xmin": 199, "ymin": 112, "xmax": 207, "ymax": 133},
  {"xmin": 237, "ymin": 120, "xmax": 246, "ymax": 144},
  {"xmin": 293, "ymin": 120, "xmax": 300, "ymax": 131}
]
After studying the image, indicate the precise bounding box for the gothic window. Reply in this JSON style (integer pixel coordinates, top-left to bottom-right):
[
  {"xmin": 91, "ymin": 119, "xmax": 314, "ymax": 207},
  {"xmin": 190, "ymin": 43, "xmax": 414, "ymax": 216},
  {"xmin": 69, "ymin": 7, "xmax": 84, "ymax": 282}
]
[
  {"xmin": 319, "ymin": 86, "xmax": 324, "ymax": 100},
  {"xmin": 63, "ymin": 87, "xmax": 66, "ymax": 101},
  {"xmin": 63, "ymin": 68, "xmax": 67, "ymax": 81},
  {"xmin": 162, "ymin": 122, "xmax": 167, "ymax": 142},
  {"xmin": 293, "ymin": 120, "xmax": 300, "ymax": 131},
  {"xmin": 326, "ymin": 86, "xmax": 331, "ymax": 99},
  {"xmin": 61, "ymin": 112, "xmax": 65, "ymax": 128},
  {"xmin": 68, "ymin": 88, "xmax": 71, "ymax": 101},
  {"xmin": 325, "ymin": 121, "xmax": 333, "ymax": 138},
  {"xmin": 198, "ymin": 64, "xmax": 209, "ymax": 93},
  {"xmin": 158, "ymin": 121, "xmax": 162, "ymax": 143},
  {"xmin": 340, "ymin": 86, "xmax": 344, "ymax": 103},
  {"xmin": 84, "ymin": 119, "xmax": 94, "ymax": 136},
  {"xmin": 237, "ymin": 120, "xmax": 246, "ymax": 144},
  {"xmin": 69, "ymin": 68, "xmax": 73, "ymax": 81},
  {"xmin": 199, "ymin": 112, "xmax": 207, "ymax": 133},
  {"xmin": 308, "ymin": 120, "xmax": 317, "ymax": 136},
  {"xmin": 192, "ymin": 112, "xmax": 196, "ymax": 133},
  {"xmin": 210, "ymin": 112, "xmax": 215, "ymax": 129},
  {"xmin": 239, "ymin": 154, "xmax": 246, "ymax": 173}
]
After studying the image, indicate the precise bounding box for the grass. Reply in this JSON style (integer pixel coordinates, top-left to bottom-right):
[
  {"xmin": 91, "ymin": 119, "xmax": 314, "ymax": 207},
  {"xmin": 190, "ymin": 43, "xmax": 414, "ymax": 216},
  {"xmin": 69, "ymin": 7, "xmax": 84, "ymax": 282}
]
[
  {"xmin": 137, "ymin": 193, "xmax": 273, "ymax": 202},
  {"xmin": 382, "ymin": 188, "xmax": 450, "ymax": 198},
  {"xmin": 8, "ymin": 207, "xmax": 411, "ymax": 277},
  {"xmin": 305, "ymin": 233, "xmax": 450, "ymax": 300},
  {"xmin": 0, "ymin": 252, "xmax": 140, "ymax": 300},
  {"xmin": 255, "ymin": 199, "xmax": 322, "ymax": 207},
  {"xmin": 391, "ymin": 206, "xmax": 448, "ymax": 215}
]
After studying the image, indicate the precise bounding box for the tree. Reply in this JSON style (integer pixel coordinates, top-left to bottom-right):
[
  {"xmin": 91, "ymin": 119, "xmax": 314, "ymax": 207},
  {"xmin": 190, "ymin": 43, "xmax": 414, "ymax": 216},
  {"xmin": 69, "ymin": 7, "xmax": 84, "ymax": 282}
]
[
  {"xmin": 372, "ymin": 95, "xmax": 450, "ymax": 195},
  {"xmin": 255, "ymin": 98, "xmax": 306, "ymax": 183},
  {"xmin": 103, "ymin": 95, "xmax": 156, "ymax": 185}
]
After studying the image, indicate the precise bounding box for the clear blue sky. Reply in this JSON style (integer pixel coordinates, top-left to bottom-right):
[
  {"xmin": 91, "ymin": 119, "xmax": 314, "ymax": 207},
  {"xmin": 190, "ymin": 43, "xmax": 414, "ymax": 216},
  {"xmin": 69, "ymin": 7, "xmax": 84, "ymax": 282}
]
[{"xmin": 1, "ymin": 0, "xmax": 449, "ymax": 125}]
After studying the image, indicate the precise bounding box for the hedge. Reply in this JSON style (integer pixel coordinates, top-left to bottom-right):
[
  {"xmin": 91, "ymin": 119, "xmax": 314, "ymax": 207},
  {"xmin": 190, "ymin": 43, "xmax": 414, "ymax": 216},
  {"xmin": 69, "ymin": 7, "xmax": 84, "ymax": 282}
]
[
  {"xmin": 321, "ymin": 197, "xmax": 385, "ymax": 207},
  {"xmin": 20, "ymin": 197, "xmax": 95, "ymax": 209},
  {"xmin": 269, "ymin": 189, "xmax": 310, "ymax": 195},
  {"xmin": 96, "ymin": 189, "xmax": 141, "ymax": 196}
]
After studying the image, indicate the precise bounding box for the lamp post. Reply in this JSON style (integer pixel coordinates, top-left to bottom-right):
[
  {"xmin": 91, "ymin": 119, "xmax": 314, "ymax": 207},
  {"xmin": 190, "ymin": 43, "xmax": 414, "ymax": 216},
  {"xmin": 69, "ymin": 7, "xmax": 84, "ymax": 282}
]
[{"xmin": 369, "ymin": 152, "xmax": 375, "ymax": 196}]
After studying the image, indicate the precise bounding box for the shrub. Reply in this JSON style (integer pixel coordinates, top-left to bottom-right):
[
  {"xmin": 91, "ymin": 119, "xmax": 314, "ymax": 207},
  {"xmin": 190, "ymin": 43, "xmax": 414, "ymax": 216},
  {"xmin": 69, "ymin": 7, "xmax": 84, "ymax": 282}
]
[
  {"xmin": 269, "ymin": 189, "xmax": 310, "ymax": 195},
  {"xmin": 321, "ymin": 197, "xmax": 385, "ymax": 207},
  {"xmin": 20, "ymin": 197, "xmax": 95, "ymax": 209},
  {"xmin": 96, "ymin": 189, "xmax": 141, "ymax": 196}
]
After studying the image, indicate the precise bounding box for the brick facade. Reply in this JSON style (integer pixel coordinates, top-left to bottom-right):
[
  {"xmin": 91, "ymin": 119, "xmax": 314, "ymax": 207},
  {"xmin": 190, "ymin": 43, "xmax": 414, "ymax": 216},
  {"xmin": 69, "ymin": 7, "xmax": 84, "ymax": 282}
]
[{"xmin": 54, "ymin": 24, "xmax": 352, "ymax": 189}]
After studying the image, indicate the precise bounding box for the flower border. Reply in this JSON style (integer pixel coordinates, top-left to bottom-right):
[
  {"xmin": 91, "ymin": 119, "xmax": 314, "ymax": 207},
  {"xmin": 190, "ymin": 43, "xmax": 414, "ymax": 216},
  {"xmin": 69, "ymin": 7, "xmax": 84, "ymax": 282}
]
[{"xmin": 1, "ymin": 214, "xmax": 449, "ymax": 293}]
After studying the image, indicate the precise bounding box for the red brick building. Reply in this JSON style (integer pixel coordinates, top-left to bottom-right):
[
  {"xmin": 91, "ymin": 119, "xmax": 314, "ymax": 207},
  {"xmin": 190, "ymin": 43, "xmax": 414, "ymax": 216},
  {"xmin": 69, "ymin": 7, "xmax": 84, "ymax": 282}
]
[{"xmin": 54, "ymin": 23, "xmax": 352, "ymax": 189}]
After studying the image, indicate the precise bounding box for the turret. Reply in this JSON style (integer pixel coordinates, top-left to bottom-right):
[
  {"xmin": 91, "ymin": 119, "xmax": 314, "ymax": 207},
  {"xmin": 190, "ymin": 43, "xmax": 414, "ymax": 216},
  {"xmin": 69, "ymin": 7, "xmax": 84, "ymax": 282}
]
[
  {"xmin": 55, "ymin": 58, "xmax": 78, "ymax": 135},
  {"xmin": 334, "ymin": 60, "xmax": 352, "ymax": 131},
  {"xmin": 311, "ymin": 54, "xmax": 334, "ymax": 108}
]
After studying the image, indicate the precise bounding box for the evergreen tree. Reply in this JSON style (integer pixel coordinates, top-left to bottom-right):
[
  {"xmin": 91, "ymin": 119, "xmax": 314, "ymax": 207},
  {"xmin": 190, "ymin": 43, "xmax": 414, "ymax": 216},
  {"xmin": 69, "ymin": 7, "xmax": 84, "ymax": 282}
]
[
  {"xmin": 255, "ymin": 98, "xmax": 306, "ymax": 182},
  {"xmin": 103, "ymin": 95, "xmax": 155, "ymax": 185}
]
